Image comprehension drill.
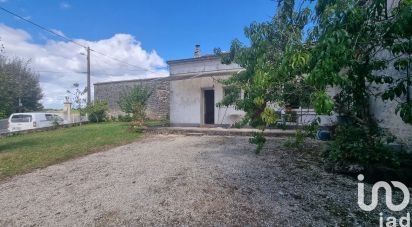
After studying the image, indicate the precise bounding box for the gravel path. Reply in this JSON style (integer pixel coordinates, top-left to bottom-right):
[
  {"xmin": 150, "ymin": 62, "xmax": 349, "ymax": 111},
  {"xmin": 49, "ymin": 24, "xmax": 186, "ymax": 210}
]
[{"xmin": 0, "ymin": 135, "xmax": 379, "ymax": 226}]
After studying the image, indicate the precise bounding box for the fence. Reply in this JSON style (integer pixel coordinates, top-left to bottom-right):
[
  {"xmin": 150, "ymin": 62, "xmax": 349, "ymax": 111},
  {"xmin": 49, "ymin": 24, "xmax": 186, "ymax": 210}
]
[{"xmin": 275, "ymin": 108, "xmax": 337, "ymax": 128}]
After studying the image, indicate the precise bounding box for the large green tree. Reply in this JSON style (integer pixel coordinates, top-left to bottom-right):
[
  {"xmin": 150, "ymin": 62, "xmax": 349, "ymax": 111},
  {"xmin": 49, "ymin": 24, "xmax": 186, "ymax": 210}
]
[
  {"xmin": 382, "ymin": 0, "xmax": 412, "ymax": 124},
  {"xmin": 0, "ymin": 56, "xmax": 43, "ymax": 118},
  {"xmin": 218, "ymin": 0, "xmax": 411, "ymax": 157},
  {"xmin": 215, "ymin": 0, "xmax": 312, "ymax": 152},
  {"xmin": 305, "ymin": 0, "xmax": 412, "ymax": 165},
  {"xmin": 307, "ymin": 0, "xmax": 412, "ymax": 123}
]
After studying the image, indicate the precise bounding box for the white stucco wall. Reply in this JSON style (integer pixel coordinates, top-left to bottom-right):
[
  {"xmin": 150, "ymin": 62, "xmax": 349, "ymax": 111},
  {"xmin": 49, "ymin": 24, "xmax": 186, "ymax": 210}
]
[
  {"xmin": 168, "ymin": 57, "xmax": 242, "ymax": 76},
  {"xmin": 170, "ymin": 75, "xmax": 245, "ymax": 126},
  {"xmin": 370, "ymin": 97, "xmax": 412, "ymax": 146},
  {"xmin": 369, "ymin": 46, "xmax": 412, "ymax": 147}
]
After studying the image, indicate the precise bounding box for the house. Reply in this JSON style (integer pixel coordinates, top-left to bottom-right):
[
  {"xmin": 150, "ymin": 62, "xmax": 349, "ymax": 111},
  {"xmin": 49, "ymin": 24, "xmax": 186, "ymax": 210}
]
[
  {"xmin": 94, "ymin": 44, "xmax": 412, "ymax": 148},
  {"xmin": 167, "ymin": 47, "xmax": 245, "ymax": 126},
  {"xmin": 94, "ymin": 45, "xmax": 245, "ymax": 127}
]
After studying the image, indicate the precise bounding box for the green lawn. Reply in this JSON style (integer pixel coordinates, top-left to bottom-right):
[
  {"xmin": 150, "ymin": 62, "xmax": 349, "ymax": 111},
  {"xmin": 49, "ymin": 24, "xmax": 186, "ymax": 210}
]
[{"xmin": 0, "ymin": 122, "xmax": 140, "ymax": 179}]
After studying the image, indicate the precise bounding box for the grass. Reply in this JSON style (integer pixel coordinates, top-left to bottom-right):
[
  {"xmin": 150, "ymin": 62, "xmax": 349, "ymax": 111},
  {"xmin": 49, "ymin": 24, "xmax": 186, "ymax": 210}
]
[{"xmin": 0, "ymin": 122, "xmax": 140, "ymax": 180}]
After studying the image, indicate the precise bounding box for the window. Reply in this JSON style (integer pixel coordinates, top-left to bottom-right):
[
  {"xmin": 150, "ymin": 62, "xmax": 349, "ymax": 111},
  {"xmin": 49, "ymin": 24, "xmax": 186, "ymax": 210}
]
[
  {"xmin": 11, "ymin": 114, "xmax": 32, "ymax": 123},
  {"xmin": 45, "ymin": 114, "xmax": 53, "ymax": 121}
]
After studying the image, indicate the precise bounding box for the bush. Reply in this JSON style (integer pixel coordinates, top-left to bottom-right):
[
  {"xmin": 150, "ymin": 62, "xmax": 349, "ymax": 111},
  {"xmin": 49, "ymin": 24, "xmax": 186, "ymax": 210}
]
[
  {"xmin": 284, "ymin": 129, "xmax": 306, "ymax": 151},
  {"xmin": 0, "ymin": 111, "xmax": 6, "ymax": 119},
  {"xmin": 324, "ymin": 123, "xmax": 398, "ymax": 167},
  {"xmin": 118, "ymin": 85, "xmax": 152, "ymax": 114},
  {"xmin": 117, "ymin": 85, "xmax": 152, "ymax": 130},
  {"xmin": 110, "ymin": 115, "xmax": 117, "ymax": 122},
  {"xmin": 117, "ymin": 114, "xmax": 132, "ymax": 122},
  {"xmin": 249, "ymin": 132, "xmax": 266, "ymax": 154},
  {"xmin": 84, "ymin": 101, "xmax": 108, "ymax": 123}
]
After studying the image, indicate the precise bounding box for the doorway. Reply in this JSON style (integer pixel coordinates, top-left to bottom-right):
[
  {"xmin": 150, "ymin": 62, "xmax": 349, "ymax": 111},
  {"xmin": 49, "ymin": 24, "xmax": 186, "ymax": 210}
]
[{"xmin": 203, "ymin": 89, "xmax": 215, "ymax": 124}]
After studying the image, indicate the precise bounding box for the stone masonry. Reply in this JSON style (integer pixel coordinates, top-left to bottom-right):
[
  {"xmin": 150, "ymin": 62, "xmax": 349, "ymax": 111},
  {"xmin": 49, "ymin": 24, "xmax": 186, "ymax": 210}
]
[{"xmin": 94, "ymin": 78, "xmax": 170, "ymax": 120}]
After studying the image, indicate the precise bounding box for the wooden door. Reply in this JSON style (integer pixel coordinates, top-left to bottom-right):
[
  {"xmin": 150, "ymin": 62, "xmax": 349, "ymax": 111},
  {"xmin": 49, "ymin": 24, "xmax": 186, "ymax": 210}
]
[{"xmin": 204, "ymin": 90, "xmax": 214, "ymax": 124}]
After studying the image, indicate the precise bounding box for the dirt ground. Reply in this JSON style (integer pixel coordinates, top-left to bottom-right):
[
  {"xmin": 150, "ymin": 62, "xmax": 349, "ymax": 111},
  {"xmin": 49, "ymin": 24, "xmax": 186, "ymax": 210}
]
[{"xmin": 0, "ymin": 135, "xmax": 396, "ymax": 226}]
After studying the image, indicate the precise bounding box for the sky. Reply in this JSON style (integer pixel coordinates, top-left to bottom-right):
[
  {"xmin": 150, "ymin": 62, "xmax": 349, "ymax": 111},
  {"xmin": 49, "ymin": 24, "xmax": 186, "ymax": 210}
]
[{"xmin": 0, "ymin": 0, "xmax": 276, "ymax": 109}]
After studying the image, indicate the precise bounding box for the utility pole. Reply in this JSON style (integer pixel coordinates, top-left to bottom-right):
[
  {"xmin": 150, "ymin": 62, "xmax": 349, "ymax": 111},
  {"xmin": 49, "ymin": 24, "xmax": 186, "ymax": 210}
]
[
  {"xmin": 18, "ymin": 97, "xmax": 22, "ymax": 112},
  {"xmin": 86, "ymin": 46, "xmax": 91, "ymax": 104}
]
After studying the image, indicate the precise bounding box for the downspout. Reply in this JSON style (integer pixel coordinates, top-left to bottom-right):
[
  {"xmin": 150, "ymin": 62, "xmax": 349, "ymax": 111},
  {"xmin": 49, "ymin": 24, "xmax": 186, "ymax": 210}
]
[
  {"xmin": 407, "ymin": 40, "xmax": 411, "ymax": 103},
  {"xmin": 407, "ymin": 58, "xmax": 410, "ymax": 103}
]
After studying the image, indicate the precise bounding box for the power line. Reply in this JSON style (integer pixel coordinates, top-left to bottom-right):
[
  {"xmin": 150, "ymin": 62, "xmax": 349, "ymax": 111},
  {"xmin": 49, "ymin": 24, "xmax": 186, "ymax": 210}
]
[
  {"xmin": 0, "ymin": 6, "xmax": 87, "ymax": 49},
  {"xmin": 0, "ymin": 6, "xmax": 166, "ymax": 74},
  {"xmin": 33, "ymin": 70, "xmax": 85, "ymax": 74},
  {"xmin": 33, "ymin": 70, "xmax": 152, "ymax": 76}
]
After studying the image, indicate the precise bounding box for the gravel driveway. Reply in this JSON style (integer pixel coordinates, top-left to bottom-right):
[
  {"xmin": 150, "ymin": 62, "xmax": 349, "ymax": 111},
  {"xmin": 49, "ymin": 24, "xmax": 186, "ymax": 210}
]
[{"xmin": 0, "ymin": 135, "xmax": 378, "ymax": 226}]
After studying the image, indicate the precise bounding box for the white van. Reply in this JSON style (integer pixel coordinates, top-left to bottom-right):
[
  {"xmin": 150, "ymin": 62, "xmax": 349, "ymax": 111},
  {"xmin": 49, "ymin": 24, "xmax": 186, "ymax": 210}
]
[{"xmin": 8, "ymin": 112, "xmax": 63, "ymax": 132}]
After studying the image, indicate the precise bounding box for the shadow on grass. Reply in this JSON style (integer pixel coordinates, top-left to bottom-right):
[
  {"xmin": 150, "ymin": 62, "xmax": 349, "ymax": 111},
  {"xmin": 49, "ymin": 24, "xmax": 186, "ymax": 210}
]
[{"xmin": 0, "ymin": 138, "xmax": 40, "ymax": 153}]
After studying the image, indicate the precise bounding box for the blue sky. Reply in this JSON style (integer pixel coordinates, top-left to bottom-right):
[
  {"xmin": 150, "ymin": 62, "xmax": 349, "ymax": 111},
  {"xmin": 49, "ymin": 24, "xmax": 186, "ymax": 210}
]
[
  {"xmin": 1, "ymin": 0, "xmax": 276, "ymax": 60},
  {"xmin": 0, "ymin": 0, "xmax": 276, "ymax": 108}
]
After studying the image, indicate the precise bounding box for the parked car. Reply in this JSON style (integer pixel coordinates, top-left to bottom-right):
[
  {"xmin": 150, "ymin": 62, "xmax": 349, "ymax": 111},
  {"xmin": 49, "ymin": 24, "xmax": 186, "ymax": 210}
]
[{"xmin": 8, "ymin": 112, "xmax": 63, "ymax": 132}]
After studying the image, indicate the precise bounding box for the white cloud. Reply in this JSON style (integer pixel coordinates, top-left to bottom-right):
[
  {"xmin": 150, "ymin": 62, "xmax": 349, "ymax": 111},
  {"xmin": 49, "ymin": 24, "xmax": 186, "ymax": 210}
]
[
  {"xmin": 60, "ymin": 2, "xmax": 71, "ymax": 9},
  {"xmin": 0, "ymin": 24, "xmax": 168, "ymax": 109}
]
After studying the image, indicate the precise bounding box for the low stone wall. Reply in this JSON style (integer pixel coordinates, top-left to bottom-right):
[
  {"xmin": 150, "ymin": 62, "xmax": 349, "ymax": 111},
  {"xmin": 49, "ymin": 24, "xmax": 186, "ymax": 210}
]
[{"xmin": 94, "ymin": 77, "xmax": 170, "ymax": 120}]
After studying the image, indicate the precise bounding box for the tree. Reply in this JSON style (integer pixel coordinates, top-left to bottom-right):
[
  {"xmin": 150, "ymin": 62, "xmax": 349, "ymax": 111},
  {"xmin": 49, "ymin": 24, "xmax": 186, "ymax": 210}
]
[
  {"xmin": 381, "ymin": 0, "xmax": 412, "ymax": 124},
  {"xmin": 308, "ymin": 0, "xmax": 392, "ymax": 117},
  {"xmin": 0, "ymin": 37, "xmax": 4, "ymax": 54},
  {"xmin": 0, "ymin": 56, "xmax": 43, "ymax": 118},
  {"xmin": 306, "ymin": 0, "xmax": 412, "ymax": 166},
  {"xmin": 66, "ymin": 83, "xmax": 86, "ymax": 116},
  {"xmin": 118, "ymin": 85, "xmax": 152, "ymax": 129},
  {"xmin": 215, "ymin": 0, "xmax": 312, "ymax": 152},
  {"xmin": 307, "ymin": 0, "xmax": 412, "ymax": 121}
]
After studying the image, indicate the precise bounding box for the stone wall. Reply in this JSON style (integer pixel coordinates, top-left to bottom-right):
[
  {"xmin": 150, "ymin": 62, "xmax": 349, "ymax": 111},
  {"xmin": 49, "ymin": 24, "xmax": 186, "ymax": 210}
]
[{"xmin": 94, "ymin": 78, "xmax": 170, "ymax": 120}]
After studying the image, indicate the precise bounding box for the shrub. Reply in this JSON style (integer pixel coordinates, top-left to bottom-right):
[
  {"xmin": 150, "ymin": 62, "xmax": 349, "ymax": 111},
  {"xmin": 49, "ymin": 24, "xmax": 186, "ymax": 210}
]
[
  {"xmin": 117, "ymin": 85, "xmax": 152, "ymax": 130},
  {"xmin": 51, "ymin": 117, "xmax": 61, "ymax": 126},
  {"xmin": 249, "ymin": 132, "xmax": 266, "ymax": 154},
  {"xmin": 284, "ymin": 129, "xmax": 306, "ymax": 151},
  {"xmin": 117, "ymin": 114, "xmax": 132, "ymax": 122},
  {"xmin": 324, "ymin": 123, "xmax": 398, "ymax": 167},
  {"xmin": 118, "ymin": 85, "xmax": 152, "ymax": 115},
  {"xmin": 0, "ymin": 111, "xmax": 6, "ymax": 119},
  {"xmin": 84, "ymin": 101, "xmax": 108, "ymax": 123}
]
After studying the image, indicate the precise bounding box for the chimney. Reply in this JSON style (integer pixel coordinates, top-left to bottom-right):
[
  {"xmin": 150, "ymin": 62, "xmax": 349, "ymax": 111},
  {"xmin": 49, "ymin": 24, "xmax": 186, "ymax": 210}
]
[{"xmin": 194, "ymin": 44, "xmax": 201, "ymax": 58}]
